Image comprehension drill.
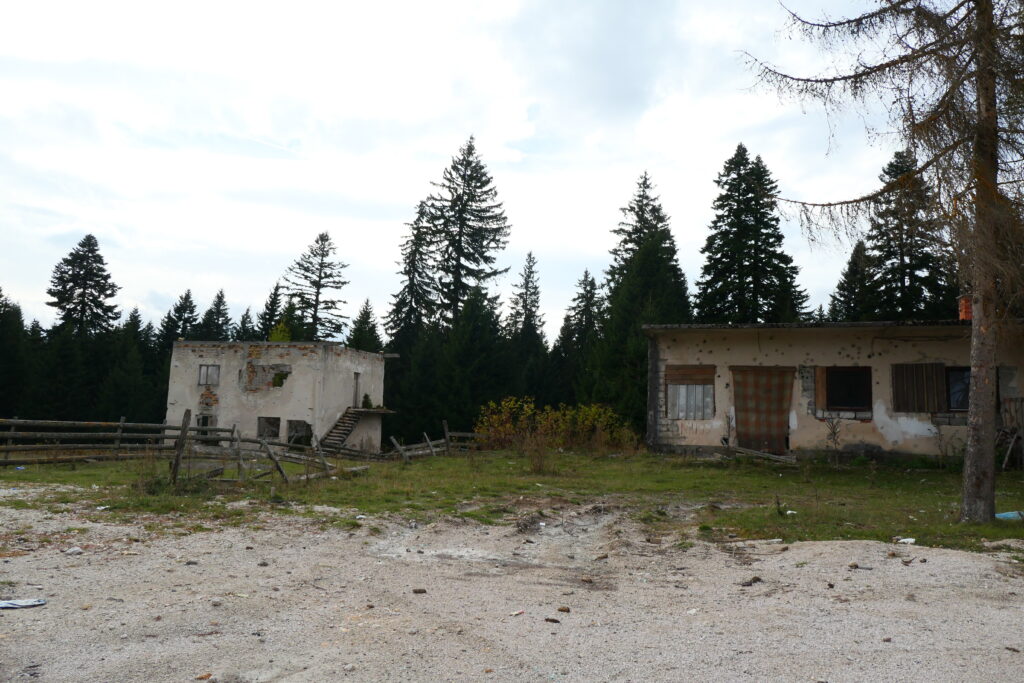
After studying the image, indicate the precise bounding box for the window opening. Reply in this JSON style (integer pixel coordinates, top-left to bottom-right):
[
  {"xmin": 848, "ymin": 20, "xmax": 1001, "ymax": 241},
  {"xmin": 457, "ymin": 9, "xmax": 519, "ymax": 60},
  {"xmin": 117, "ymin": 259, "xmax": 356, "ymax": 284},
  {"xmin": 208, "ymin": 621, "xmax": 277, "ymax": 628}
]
[
  {"xmin": 286, "ymin": 420, "xmax": 313, "ymax": 447},
  {"xmin": 257, "ymin": 416, "xmax": 280, "ymax": 439},
  {"xmin": 946, "ymin": 367, "xmax": 970, "ymax": 411},
  {"xmin": 198, "ymin": 364, "xmax": 220, "ymax": 386},
  {"xmin": 824, "ymin": 367, "xmax": 872, "ymax": 411}
]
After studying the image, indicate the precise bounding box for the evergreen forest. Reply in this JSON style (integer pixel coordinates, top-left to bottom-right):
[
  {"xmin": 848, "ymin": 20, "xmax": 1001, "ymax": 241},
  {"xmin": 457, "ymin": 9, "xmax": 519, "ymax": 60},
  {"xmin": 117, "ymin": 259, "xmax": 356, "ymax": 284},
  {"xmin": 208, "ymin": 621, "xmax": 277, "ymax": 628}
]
[{"xmin": 0, "ymin": 141, "xmax": 959, "ymax": 440}]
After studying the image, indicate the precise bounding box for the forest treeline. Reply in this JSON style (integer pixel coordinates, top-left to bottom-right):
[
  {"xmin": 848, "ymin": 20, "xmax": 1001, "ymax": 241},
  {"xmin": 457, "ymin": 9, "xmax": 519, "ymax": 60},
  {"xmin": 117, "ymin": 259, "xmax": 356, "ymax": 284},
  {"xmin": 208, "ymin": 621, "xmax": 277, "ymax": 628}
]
[{"xmin": 0, "ymin": 138, "xmax": 957, "ymax": 439}]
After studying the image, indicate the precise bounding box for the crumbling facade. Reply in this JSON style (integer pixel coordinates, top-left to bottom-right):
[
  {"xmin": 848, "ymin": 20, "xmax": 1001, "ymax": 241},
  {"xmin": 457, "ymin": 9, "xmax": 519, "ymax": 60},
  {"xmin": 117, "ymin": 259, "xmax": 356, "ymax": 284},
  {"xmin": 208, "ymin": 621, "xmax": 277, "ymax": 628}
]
[
  {"xmin": 165, "ymin": 341, "xmax": 387, "ymax": 452},
  {"xmin": 644, "ymin": 321, "xmax": 1024, "ymax": 457}
]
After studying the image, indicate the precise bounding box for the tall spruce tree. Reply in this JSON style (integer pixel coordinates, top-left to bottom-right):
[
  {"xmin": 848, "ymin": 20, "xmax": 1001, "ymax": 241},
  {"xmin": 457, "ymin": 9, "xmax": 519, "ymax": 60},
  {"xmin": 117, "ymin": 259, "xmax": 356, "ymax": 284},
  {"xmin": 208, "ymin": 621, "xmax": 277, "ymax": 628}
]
[
  {"xmin": 428, "ymin": 136, "xmax": 510, "ymax": 322},
  {"xmin": 256, "ymin": 282, "xmax": 284, "ymax": 340},
  {"xmin": 347, "ymin": 300, "xmax": 384, "ymax": 352},
  {"xmin": 548, "ymin": 270, "xmax": 603, "ymax": 405},
  {"xmin": 194, "ymin": 289, "xmax": 233, "ymax": 341},
  {"xmin": 157, "ymin": 290, "xmax": 198, "ymax": 350},
  {"xmin": 595, "ymin": 175, "xmax": 691, "ymax": 431},
  {"xmin": 283, "ymin": 232, "xmax": 349, "ymax": 340},
  {"xmin": 505, "ymin": 252, "xmax": 548, "ymax": 397},
  {"xmin": 234, "ymin": 308, "xmax": 260, "ymax": 341},
  {"xmin": 828, "ymin": 240, "xmax": 874, "ymax": 322},
  {"xmin": 606, "ymin": 172, "xmax": 672, "ymax": 290},
  {"xmin": 46, "ymin": 234, "xmax": 120, "ymax": 337},
  {"xmin": 385, "ymin": 201, "xmax": 438, "ymax": 348},
  {"xmin": 865, "ymin": 150, "xmax": 958, "ymax": 320},
  {"xmin": 694, "ymin": 144, "xmax": 808, "ymax": 323}
]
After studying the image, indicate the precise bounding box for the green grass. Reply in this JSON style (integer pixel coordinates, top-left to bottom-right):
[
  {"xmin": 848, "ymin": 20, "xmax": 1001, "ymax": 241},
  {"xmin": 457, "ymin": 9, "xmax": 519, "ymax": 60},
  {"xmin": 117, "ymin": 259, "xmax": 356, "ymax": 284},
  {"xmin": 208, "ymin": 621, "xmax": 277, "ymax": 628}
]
[{"xmin": 2, "ymin": 452, "xmax": 1024, "ymax": 550}]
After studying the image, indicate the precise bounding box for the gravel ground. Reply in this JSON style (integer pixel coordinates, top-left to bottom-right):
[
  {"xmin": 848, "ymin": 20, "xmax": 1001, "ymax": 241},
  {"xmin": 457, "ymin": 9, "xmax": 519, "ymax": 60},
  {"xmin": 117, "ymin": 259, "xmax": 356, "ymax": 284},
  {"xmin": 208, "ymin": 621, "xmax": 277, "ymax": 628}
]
[{"xmin": 1, "ymin": 486, "xmax": 1023, "ymax": 682}]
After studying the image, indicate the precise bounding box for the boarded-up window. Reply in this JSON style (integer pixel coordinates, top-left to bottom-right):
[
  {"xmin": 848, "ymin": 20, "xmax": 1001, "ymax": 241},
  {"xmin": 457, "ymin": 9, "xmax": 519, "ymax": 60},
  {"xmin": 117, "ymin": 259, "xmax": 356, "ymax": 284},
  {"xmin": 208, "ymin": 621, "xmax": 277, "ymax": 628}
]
[
  {"xmin": 257, "ymin": 416, "xmax": 280, "ymax": 439},
  {"xmin": 665, "ymin": 365, "xmax": 715, "ymax": 420},
  {"xmin": 891, "ymin": 363, "xmax": 947, "ymax": 413},
  {"xmin": 198, "ymin": 364, "xmax": 220, "ymax": 386}
]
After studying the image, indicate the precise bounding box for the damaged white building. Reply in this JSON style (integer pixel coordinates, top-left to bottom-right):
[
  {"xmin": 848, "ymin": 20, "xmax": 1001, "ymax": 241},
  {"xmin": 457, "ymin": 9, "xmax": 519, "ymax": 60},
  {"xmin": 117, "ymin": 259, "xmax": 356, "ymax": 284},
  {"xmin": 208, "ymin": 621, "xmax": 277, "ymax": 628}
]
[
  {"xmin": 644, "ymin": 321, "xmax": 1024, "ymax": 457},
  {"xmin": 165, "ymin": 341, "xmax": 388, "ymax": 452}
]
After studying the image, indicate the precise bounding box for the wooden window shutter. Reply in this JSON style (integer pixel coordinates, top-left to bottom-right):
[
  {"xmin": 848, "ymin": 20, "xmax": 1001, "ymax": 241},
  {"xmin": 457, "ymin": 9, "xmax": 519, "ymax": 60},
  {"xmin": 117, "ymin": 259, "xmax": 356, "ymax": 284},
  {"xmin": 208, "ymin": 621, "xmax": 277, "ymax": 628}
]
[
  {"xmin": 892, "ymin": 363, "xmax": 946, "ymax": 412},
  {"xmin": 815, "ymin": 367, "xmax": 827, "ymax": 411}
]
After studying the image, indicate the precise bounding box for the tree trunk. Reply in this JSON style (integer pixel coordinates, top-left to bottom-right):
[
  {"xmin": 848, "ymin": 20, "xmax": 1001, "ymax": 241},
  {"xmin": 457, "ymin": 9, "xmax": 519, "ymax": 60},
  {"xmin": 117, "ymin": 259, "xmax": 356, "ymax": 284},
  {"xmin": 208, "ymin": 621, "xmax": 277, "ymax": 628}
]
[{"xmin": 961, "ymin": 0, "xmax": 999, "ymax": 523}]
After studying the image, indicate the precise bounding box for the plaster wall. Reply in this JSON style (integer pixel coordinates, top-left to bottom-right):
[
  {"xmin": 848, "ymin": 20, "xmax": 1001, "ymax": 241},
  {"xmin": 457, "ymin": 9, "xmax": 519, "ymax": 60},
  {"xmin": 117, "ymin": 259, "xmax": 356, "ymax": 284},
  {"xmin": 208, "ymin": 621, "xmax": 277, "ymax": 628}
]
[
  {"xmin": 649, "ymin": 325, "xmax": 1024, "ymax": 456},
  {"xmin": 165, "ymin": 342, "xmax": 385, "ymax": 451}
]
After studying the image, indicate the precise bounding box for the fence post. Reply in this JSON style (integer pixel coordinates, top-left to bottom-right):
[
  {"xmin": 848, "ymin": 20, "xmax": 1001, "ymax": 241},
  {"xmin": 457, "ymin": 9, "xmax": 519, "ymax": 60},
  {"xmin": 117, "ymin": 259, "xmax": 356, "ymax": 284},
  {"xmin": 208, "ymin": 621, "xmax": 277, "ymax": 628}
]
[
  {"xmin": 4, "ymin": 417, "xmax": 15, "ymax": 461},
  {"xmin": 390, "ymin": 436, "xmax": 409, "ymax": 464},
  {"xmin": 114, "ymin": 416, "xmax": 125, "ymax": 459},
  {"xmin": 232, "ymin": 425, "xmax": 244, "ymax": 482},
  {"xmin": 443, "ymin": 420, "xmax": 452, "ymax": 457},
  {"xmin": 424, "ymin": 433, "xmax": 436, "ymax": 457},
  {"xmin": 170, "ymin": 409, "xmax": 191, "ymax": 485}
]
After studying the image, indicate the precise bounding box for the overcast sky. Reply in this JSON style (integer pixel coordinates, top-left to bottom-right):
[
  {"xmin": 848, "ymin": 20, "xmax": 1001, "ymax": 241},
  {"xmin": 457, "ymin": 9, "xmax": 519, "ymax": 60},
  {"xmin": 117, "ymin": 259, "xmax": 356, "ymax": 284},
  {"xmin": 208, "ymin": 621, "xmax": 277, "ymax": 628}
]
[{"xmin": 0, "ymin": 0, "xmax": 892, "ymax": 340}]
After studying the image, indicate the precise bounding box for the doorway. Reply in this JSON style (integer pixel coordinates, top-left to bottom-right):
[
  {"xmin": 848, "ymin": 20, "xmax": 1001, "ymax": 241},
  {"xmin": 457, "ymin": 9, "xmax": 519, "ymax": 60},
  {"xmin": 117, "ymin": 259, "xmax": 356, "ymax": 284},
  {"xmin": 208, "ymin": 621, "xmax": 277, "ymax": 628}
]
[{"xmin": 730, "ymin": 366, "xmax": 795, "ymax": 454}]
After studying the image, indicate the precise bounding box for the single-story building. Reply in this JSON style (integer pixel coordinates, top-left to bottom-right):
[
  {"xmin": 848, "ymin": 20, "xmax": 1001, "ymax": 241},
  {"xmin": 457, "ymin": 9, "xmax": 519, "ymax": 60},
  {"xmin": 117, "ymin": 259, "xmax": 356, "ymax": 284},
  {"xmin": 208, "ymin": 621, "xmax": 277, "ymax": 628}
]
[
  {"xmin": 165, "ymin": 341, "xmax": 388, "ymax": 452},
  {"xmin": 643, "ymin": 321, "xmax": 1024, "ymax": 457}
]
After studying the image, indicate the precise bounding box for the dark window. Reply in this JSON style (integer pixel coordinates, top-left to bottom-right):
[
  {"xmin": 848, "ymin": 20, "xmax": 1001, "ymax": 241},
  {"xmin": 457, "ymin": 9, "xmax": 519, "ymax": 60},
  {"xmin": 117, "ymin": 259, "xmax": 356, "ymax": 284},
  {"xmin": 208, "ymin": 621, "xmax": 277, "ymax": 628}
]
[
  {"xmin": 286, "ymin": 420, "xmax": 312, "ymax": 446},
  {"xmin": 198, "ymin": 364, "xmax": 220, "ymax": 385},
  {"xmin": 825, "ymin": 367, "xmax": 872, "ymax": 411},
  {"xmin": 947, "ymin": 367, "xmax": 970, "ymax": 411},
  {"xmin": 196, "ymin": 414, "xmax": 217, "ymax": 437},
  {"xmin": 257, "ymin": 416, "xmax": 280, "ymax": 439}
]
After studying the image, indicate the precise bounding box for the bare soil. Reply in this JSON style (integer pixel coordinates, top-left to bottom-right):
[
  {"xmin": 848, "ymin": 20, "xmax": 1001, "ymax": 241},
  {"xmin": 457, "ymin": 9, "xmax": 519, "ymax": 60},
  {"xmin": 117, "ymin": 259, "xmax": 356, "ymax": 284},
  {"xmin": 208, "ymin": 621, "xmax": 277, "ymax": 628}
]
[{"xmin": 1, "ymin": 485, "xmax": 1023, "ymax": 682}]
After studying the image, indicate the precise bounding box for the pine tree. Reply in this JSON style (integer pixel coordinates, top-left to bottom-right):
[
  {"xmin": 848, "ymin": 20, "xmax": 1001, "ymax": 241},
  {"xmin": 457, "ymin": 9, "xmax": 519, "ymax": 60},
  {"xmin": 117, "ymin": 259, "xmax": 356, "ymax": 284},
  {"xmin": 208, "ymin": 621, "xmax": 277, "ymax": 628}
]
[
  {"xmin": 385, "ymin": 201, "xmax": 438, "ymax": 346},
  {"xmin": 694, "ymin": 144, "xmax": 808, "ymax": 323},
  {"xmin": 505, "ymin": 252, "xmax": 548, "ymax": 397},
  {"xmin": 157, "ymin": 290, "xmax": 198, "ymax": 350},
  {"xmin": 594, "ymin": 176, "xmax": 691, "ymax": 430},
  {"xmin": 194, "ymin": 289, "xmax": 233, "ymax": 341},
  {"xmin": 234, "ymin": 308, "xmax": 260, "ymax": 341},
  {"xmin": 347, "ymin": 300, "xmax": 384, "ymax": 352},
  {"xmin": 256, "ymin": 282, "xmax": 284, "ymax": 340},
  {"xmin": 548, "ymin": 270, "xmax": 603, "ymax": 405},
  {"xmin": 46, "ymin": 234, "xmax": 120, "ymax": 337},
  {"xmin": 429, "ymin": 136, "xmax": 511, "ymax": 322},
  {"xmin": 444, "ymin": 287, "xmax": 510, "ymax": 429},
  {"xmin": 606, "ymin": 172, "xmax": 672, "ymax": 290},
  {"xmin": 828, "ymin": 240, "xmax": 875, "ymax": 322},
  {"xmin": 95, "ymin": 321, "xmax": 152, "ymax": 422},
  {"xmin": 283, "ymin": 232, "xmax": 349, "ymax": 340},
  {"xmin": 0, "ymin": 287, "xmax": 26, "ymax": 417},
  {"xmin": 865, "ymin": 150, "xmax": 957, "ymax": 321}
]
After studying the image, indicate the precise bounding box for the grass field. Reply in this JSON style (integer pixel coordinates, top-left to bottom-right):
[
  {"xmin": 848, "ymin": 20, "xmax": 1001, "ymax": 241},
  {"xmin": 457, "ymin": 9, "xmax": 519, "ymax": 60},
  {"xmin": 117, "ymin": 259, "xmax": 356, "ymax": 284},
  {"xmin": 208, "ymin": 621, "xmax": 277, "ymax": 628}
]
[{"xmin": 2, "ymin": 452, "xmax": 1024, "ymax": 551}]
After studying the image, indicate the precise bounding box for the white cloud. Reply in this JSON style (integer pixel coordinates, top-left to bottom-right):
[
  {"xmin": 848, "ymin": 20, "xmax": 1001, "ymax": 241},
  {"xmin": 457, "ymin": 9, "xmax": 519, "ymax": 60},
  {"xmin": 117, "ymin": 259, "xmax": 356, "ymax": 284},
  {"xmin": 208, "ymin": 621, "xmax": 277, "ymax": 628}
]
[{"xmin": 1, "ymin": 0, "xmax": 899, "ymax": 337}]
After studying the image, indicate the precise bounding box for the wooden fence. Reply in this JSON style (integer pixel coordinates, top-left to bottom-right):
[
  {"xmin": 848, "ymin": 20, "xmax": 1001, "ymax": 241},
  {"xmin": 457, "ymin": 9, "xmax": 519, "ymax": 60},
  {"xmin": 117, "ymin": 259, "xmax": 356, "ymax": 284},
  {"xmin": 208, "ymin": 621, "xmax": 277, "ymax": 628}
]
[
  {"xmin": 0, "ymin": 412, "xmax": 357, "ymax": 484},
  {"xmin": 0, "ymin": 415, "xmax": 488, "ymax": 478}
]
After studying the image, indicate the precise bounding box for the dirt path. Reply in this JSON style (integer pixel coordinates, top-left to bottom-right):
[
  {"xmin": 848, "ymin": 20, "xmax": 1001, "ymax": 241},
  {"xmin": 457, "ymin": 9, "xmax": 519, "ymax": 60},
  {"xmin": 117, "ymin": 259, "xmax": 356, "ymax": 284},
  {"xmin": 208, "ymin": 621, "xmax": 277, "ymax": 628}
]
[{"xmin": 1, "ymin": 487, "xmax": 1022, "ymax": 681}]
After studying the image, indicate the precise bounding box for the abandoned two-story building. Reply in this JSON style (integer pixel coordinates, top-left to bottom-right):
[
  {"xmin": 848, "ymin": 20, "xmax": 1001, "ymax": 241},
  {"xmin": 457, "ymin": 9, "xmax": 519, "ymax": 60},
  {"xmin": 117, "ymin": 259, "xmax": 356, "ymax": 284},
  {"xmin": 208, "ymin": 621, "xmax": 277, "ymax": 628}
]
[
  {"xmin": 644, "ymin": 320, "xmax": 1024, "ymax": 457},
  {"xmin": 165, "ymin": 341, "xmax": 388, "ymax": 452}
]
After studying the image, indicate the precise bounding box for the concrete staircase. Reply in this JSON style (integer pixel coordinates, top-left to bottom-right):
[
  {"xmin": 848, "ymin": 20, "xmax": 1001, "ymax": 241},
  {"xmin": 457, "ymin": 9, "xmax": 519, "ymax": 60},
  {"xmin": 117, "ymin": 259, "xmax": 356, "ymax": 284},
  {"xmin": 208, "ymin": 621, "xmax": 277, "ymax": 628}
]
[{"xmin": 320, "ymin": 408, "xmax": 362, "ymax": 452}]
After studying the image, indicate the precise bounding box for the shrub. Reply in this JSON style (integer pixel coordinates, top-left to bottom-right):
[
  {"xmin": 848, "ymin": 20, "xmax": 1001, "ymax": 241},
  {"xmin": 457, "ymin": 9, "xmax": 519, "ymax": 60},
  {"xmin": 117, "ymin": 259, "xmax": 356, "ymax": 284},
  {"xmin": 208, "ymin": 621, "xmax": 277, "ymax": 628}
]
[{"xmin": 474, "ymin": 397, "xmax": 638, "ymax": 459}]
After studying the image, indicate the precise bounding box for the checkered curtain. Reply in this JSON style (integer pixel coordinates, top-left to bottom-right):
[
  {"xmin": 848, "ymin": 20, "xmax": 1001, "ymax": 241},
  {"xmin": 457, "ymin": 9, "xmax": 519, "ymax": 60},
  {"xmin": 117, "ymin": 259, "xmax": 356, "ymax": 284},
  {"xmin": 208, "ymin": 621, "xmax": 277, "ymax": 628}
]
[{"xmin": 732, "ymin": 367, "xmax": 795, "ymax": 454}]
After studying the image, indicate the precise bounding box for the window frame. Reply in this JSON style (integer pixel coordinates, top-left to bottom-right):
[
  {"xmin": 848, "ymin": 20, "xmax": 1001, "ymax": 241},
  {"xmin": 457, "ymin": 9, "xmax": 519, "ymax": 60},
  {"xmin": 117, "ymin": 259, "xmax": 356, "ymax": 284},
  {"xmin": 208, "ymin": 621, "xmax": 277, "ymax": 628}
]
[
  {"xmin": 198, "ymin": 364, "xmax": 220, "ymax": 386},
  {"xmin": 664, "ymin": 365, "xmax": 715, "ymax": 421},
  {"xmin": 823, "ymin": 366, "xmax": 873, "ymax": 412}
]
